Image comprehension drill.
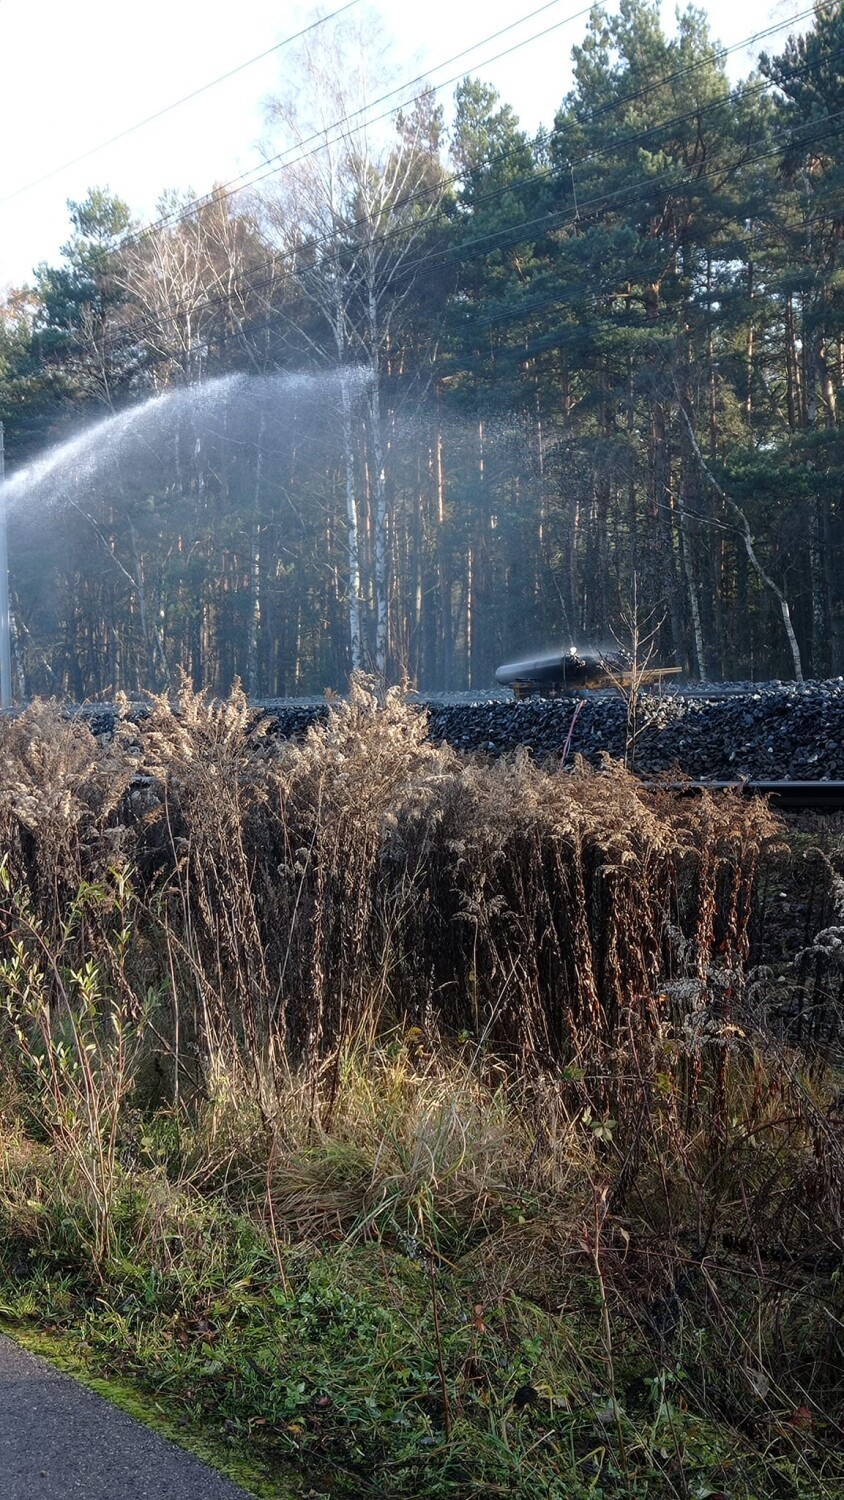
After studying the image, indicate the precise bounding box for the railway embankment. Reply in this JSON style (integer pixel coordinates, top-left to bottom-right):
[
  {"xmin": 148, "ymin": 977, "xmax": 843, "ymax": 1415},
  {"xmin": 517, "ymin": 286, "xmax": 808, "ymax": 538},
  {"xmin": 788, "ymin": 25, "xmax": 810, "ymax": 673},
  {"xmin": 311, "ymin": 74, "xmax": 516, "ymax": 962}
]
[
  {"xmin": 80, "ymin": 678, "xmax": 844, "ymax": 783},
  {"xmin": 423, "ymin": 679, "xmax": 844, "ymax": 778}
]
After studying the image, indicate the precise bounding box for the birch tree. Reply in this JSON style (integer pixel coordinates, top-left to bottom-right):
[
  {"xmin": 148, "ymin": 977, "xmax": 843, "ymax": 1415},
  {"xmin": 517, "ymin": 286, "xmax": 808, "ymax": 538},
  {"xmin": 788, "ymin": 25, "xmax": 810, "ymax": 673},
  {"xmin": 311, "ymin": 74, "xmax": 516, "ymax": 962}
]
[{"xmin": 262, "ymin": 16, "xmax": 446, "ymax": 679}]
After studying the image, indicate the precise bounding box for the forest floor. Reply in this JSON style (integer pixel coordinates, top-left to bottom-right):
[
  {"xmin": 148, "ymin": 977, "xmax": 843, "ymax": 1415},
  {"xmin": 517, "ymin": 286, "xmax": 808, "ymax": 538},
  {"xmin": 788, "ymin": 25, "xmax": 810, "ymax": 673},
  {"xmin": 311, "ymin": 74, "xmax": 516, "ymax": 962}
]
[{"xmin": 0, "ymin": 694, "xmax": 841, "ymax": 1498}]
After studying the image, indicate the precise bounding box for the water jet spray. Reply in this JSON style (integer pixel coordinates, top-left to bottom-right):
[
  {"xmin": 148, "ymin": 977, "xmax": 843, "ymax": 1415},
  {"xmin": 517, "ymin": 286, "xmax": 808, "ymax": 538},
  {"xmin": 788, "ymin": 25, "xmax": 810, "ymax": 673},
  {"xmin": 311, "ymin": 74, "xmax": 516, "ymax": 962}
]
[{"xmin": 0, "ymin": 423, "xmax": 12, "ymax": 708}]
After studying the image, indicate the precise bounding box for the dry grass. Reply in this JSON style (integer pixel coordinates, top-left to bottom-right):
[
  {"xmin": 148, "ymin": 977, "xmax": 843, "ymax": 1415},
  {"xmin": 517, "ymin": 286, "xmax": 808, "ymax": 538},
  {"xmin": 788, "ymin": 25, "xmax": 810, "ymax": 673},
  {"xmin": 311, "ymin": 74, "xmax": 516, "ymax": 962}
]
[
  {"xmin": 0, "ymin": 678, "xmax": 778, "ymax": 1083},
  {"xmin": 0, "ymin": 683, "xmax": 766, "ymax": 1070},
  {"xmin": 0, "ymin": 682, "xmax": 841, "ymax": 1494}
]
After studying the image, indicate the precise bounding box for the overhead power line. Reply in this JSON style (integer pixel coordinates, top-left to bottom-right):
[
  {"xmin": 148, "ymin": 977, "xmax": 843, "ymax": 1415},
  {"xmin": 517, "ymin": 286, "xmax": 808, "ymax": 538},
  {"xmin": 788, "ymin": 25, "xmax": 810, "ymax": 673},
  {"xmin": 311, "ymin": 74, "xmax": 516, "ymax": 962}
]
[
  {"xmin": 67, "ymin": 82, "xmax": 844, "ymax": 374},
  {"xmin": 280, "ymin": 33, "xmax": 844, "ymax": 303},
  {"xmin": 16, "ymin": 1, "xmax": 841, "ymax": 372},
  {"xmin": 86, "ymin": 0, "xmax": 837, "ymax": 359},
  {"xmin": 0, "ymin": 0, "xmax": 363, "ymax": 207},
  {"xmin": 6, "ymin": 0, "xmax": 832, "ymax": 274},
  {"xmin": 396, "ymin": 104, "xmax": 844, "ymax": 284},
  {"xmin": 440, "ymin": 191, "xmax": 844, "ymax": 354},
  {"xmin": 144, "ymin": 43, "xmax": 844, "ymax": 349},
  {"xmin": 132, "ymin": 0, "xmax": 592, "ymax": 243},
  {"xmin": 120, "ymin": 0, "xmax": 836, "ymax": 250}
]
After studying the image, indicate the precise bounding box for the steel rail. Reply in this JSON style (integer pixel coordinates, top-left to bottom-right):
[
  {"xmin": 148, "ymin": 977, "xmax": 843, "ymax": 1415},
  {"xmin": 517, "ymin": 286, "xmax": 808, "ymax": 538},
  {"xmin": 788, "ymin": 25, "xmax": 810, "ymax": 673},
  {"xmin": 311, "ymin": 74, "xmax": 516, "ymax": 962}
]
[{"xmin": 669, "ymin": 780, "xmax": 844, "ymax": 811}]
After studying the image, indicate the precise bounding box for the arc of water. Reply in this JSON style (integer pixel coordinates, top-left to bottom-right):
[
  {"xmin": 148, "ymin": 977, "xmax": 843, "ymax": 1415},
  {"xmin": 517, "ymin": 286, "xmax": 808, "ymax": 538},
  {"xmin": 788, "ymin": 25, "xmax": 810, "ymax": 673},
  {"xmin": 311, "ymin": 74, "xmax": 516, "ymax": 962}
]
[{"xmin": 0, "ymin": 423, "xmax": 12, "ymax": 708}]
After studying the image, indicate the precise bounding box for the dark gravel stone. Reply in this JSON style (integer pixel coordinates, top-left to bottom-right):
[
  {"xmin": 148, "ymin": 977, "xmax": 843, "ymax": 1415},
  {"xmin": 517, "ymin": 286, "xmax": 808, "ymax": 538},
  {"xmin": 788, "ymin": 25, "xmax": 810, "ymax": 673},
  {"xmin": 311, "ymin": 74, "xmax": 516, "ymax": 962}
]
[
  {"xmin": 266, "ymin": 680, "xmax": 844, "ymax": 780},
  {"xmin": 74, "ymin": 680, "xmax": 844, "ymax": 782}
]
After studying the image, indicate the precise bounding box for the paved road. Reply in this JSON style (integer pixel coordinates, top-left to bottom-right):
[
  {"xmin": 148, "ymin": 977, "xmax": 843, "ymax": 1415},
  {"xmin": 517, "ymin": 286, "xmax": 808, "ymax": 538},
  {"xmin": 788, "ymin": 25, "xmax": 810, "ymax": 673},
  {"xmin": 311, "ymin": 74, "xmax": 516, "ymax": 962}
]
[{"xmin": 0, "ymin": 1334, "xmax": 257, "ymax": 1499}]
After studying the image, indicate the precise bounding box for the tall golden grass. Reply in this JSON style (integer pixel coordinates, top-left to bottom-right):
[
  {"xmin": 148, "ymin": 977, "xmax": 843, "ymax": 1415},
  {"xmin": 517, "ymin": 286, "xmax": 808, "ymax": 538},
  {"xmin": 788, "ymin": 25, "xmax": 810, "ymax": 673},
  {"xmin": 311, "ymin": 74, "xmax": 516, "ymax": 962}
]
[{"xmin": 0, "ymin": 680, "xmax": 778, "ymax": 1087}]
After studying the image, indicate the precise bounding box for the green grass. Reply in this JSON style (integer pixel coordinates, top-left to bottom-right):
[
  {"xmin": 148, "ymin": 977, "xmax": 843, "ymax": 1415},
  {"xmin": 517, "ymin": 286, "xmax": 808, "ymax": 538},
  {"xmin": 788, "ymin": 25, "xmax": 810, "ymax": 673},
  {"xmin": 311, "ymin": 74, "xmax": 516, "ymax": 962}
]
[{"xmin": 1, "ymin": 1110, "xmax": 841, "ymax": 1500}]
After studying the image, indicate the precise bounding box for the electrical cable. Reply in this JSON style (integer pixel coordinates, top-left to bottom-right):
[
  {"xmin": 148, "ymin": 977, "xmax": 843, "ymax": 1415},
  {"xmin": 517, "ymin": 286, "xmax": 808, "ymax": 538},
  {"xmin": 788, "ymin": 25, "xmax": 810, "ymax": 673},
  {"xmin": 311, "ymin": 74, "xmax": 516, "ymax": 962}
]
[
  {"xmin": 437, "ymin": 165, "xmax": 844, "ymax": 375},
  {"xmin": 127, "ymin": 0, "xmax": 594, "ymax": 244},
  {"xmin": 130, "ymin": 0, "xmax": 838, "ymax": 247},
  {"xmin": 215, "ymin": 153, "xmax": 844, "ymax": 387},
  {"xmin": 435, "ymin": 131, "xmax": 844, "ymax": 347},
  {"xmin": 87, "ymin": 4, "xmax": 841, "ymax": 347},
  {"xmin": 8, "ymin": 0, "xmax": 833, "ymax": 289},
  {"xmin": 115, "ymin": 68, "xmax": 839, "ymax": 362},
  {"xmin": 198, "ymin": 92, "xmax": 844, "ymax": 357},
  {"xmin": 342, "ymin": 37, "xmax": 844, "ymax": 296},
  {"xmin": 396, "ymin": 103, "xmax": 844, "ymax": 283},
  {"xmin": 47, "ymin": 97, "xmax": 844, "ymax": 379},
  {"xmin": 0, "ymin": 1, "xmax": 363, "ymax": 208},
  {"xmin": 19, "ymin": 6, "xmax": 843, "ymax": 375}
]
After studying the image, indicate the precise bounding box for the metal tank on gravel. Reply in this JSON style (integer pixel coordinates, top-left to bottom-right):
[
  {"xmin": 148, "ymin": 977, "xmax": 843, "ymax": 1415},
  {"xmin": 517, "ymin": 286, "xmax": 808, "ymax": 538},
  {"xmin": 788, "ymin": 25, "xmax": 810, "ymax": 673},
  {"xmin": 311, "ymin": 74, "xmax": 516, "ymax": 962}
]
[{"xmin": 495, "ymin": 645, "xmax": 681, "ymax": 699}]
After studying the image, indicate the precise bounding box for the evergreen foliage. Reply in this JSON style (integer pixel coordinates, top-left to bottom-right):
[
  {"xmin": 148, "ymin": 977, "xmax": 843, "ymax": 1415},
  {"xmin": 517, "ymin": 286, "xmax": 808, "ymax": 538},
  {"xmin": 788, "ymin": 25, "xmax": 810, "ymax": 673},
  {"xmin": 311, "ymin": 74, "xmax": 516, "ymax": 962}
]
[{"xmin": 0, "ymin": 1, "xmax": 842, "ymax": 694}]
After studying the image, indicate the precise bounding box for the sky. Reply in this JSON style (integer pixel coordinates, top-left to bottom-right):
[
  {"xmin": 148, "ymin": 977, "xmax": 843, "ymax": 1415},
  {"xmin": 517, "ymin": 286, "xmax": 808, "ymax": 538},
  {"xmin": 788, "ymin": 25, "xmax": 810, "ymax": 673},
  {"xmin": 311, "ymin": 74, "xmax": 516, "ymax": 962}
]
[{"xmin": 0, "ymin": 0, "xmax": 814, "ymax": 290}]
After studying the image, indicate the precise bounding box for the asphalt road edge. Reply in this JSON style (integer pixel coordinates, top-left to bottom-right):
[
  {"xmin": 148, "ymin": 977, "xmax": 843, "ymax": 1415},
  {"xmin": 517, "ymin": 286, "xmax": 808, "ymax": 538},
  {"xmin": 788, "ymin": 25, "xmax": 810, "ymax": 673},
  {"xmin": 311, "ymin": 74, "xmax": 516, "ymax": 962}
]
[{"xmin": 0, "ymin": 1317, "xmax": 289, "ymax": 1499}]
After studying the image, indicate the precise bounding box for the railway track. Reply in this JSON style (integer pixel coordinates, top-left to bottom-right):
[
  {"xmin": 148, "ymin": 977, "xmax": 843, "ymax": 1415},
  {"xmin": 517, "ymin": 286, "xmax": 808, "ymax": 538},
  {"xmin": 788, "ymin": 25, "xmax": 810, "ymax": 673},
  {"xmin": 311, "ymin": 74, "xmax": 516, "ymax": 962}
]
[{"xmin": 680, "ymin": 780, "xmax": 844, "ymax": 812}]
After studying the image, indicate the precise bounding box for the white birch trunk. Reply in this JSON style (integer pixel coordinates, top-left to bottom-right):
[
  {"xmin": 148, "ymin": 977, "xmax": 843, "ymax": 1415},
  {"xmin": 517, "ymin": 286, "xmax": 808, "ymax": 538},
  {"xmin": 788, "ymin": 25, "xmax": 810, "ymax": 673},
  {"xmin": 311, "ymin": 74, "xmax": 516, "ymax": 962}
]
[
  {"xmin": 677, "ymin": 397, "xmax": 804, "ymax": 681},
  {"xmin": 342, "ymin": 371, "xmax": 364, "ymax": 673},
  {"xmin": 369, "ymin": 365, "xmax": 389, "ymax": 682},
  {"xmin": 246, "ymin": 407, "xmax": 266, "ymax": 696}
]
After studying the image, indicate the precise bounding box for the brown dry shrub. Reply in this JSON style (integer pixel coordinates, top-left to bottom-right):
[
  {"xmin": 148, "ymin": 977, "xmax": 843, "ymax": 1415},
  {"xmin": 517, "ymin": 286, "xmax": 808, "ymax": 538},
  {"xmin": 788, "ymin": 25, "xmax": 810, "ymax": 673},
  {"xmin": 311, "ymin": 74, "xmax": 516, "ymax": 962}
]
[
  {"xmin": 0, "ymin": 683, "xmax": 783, "ymax": 1099},
  {"xmin": 136, "ymin": 684, "xmax": 778, "ymax": 1093},
  {"xmin": 0, "ymin": 700, "xmax": 132, "ymax": 919}
]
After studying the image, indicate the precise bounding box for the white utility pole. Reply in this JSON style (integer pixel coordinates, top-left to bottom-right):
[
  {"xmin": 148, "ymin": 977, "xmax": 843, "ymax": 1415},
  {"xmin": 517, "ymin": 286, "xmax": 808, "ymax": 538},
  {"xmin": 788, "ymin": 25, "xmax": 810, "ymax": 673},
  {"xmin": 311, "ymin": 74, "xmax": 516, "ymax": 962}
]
[{"xmin": 0, "ymin": 422, "xmax": 12, "ymax": 708}]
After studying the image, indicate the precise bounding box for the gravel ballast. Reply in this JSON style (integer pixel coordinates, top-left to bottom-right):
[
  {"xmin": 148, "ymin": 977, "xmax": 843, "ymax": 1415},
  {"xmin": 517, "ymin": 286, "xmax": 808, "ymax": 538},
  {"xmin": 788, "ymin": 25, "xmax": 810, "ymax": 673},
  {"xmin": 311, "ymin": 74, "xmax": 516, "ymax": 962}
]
[
  {"xmin": 422, "ymin": 681, "xmax": 844, "ymax": 780},
  {"xmin": 252, "ymin": 680, "xmax": 844, "ymax": 782},
  {"xmin": 85, "ymin": 680, "xmax": 844, "ymax": 782}
]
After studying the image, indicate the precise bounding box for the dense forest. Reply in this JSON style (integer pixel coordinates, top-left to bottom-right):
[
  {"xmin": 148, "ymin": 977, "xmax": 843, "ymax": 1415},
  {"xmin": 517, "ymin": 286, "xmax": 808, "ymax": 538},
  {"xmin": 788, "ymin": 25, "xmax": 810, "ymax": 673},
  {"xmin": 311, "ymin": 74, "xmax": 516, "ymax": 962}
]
[{"xmin": 0, "ymin": 0, "xmax": 842, "ymax": 697}]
